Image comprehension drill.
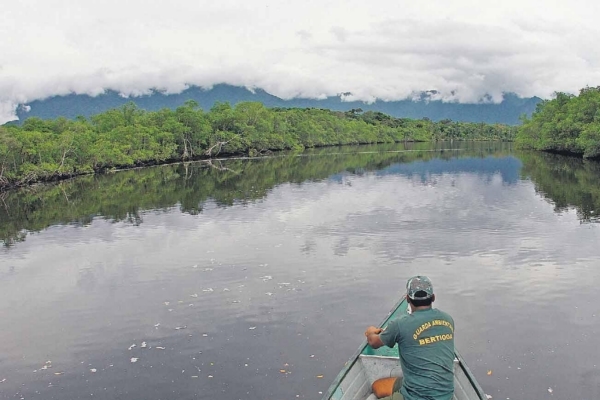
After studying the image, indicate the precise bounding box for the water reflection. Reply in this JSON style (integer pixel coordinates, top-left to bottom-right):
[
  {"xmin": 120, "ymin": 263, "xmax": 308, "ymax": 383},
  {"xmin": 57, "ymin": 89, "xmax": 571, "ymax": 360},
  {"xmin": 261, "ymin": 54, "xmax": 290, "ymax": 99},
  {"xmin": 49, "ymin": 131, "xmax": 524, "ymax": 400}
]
[
  {"xmin": 2, "ymin": 142, "xmax": 599, "ymax": 267},
  {"xmin": 376, "ymin": 156, "xmax": 521, "ymax": 184},
  {"xmin": 0, "ymin": 142, "xmax": 515, "ymax": 246},
  {"xmin": 519, "ymin": 151, "xmax": 600, "ymax": 223},
  {"xmin": 2, "ymin": 142, "xmax": 599, "ymax": 249}
]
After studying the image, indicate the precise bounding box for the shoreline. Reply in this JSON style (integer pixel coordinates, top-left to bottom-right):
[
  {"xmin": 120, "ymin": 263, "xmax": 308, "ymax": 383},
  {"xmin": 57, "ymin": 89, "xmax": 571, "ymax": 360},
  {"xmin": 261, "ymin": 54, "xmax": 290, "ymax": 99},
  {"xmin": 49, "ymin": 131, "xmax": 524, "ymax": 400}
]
[{"xmin": 0, "ymin": 139, "xmax": 507, "ymax": 192}]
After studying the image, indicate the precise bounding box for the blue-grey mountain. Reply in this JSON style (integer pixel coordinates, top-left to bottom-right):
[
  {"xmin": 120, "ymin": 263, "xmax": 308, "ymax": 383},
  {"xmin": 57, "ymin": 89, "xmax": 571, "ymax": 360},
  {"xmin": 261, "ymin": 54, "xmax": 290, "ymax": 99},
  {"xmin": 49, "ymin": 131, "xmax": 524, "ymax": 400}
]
[{"xmin": 14, "ymin": 84, "xmax": 540, "ymax": 125}]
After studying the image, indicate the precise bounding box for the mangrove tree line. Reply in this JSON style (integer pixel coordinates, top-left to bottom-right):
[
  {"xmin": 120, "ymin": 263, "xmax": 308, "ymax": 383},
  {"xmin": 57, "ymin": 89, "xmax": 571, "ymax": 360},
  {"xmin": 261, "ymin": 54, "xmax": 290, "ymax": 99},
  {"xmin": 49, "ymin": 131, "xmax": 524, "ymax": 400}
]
[
  {"xmin": 0, "ymin": 101, "xmax": 517, "ymax": 189},
  {"xmin": 516, "ymin": 86, "xmax": 600, "ymax": 158}
]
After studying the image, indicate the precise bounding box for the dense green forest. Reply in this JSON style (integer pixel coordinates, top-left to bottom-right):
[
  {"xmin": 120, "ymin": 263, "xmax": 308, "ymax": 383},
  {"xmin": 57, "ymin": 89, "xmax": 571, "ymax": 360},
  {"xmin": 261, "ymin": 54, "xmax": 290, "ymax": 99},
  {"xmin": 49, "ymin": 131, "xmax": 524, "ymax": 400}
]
[
  {"xmin": 0, "ymin": 101, "xmax": 517, "ymax": 189},
  {"xmin": 516, "ymin": 86, "xmax": 600, "ymax": 158}
]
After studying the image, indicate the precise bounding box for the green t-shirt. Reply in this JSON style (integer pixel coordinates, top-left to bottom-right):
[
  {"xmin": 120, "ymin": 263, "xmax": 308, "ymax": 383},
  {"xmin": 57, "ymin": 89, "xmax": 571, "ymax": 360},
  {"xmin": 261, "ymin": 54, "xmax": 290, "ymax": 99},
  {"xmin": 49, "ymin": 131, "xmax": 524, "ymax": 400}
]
[{"xmin": 380, "ymin": 307, "xmax": 455, "ymax": 400}]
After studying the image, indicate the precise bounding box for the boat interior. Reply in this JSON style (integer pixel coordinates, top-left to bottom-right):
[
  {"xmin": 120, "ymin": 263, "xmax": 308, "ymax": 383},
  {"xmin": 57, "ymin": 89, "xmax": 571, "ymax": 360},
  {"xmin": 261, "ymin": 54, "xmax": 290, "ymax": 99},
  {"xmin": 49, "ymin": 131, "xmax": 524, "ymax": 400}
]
[{"xmin": 330, "ymin": 354, "xmax": 483, "ymax": 400}]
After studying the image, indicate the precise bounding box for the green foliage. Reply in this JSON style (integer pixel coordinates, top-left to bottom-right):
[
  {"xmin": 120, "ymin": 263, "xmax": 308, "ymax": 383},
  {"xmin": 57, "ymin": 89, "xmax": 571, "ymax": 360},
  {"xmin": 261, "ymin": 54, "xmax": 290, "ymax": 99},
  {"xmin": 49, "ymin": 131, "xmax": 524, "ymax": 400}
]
[
  {"xmin": 516, "ymin": 87, "xmax": 600, "ymax": 158},
  {"xmin": 0, "ymin": 102, "xmax": 517, "ymax": 188}
]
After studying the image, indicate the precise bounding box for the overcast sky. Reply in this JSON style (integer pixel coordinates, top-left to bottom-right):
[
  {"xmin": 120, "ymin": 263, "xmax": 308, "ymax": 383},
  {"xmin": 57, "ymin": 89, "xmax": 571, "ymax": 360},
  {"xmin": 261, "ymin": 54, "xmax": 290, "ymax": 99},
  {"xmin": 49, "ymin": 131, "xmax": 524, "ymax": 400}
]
[{"xmin": 1, "ymin": 0, "xmax": 600, "ymax": 123}]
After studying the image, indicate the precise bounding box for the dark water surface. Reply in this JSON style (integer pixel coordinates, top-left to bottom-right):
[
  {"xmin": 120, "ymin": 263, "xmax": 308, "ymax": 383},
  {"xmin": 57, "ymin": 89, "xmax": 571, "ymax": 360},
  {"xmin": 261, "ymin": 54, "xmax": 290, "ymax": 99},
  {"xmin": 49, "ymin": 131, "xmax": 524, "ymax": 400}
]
[{"xmin": 1, "ymin": 142, "xmax": 599, "ymax": 400}]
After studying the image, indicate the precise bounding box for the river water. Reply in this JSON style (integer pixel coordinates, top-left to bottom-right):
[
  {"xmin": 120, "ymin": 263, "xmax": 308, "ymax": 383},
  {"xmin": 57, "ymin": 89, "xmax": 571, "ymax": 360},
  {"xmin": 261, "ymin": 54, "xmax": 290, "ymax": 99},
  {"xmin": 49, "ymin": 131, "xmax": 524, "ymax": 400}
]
[{"xmin": 0, "ymin": 142, "xmax": 598, "ymax": 400}]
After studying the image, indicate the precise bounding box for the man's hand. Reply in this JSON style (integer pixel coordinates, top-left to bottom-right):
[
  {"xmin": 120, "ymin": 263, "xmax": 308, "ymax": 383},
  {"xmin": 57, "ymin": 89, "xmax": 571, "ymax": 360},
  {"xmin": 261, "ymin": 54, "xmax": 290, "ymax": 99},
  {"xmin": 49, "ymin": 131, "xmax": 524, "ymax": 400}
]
[
  {"xmin": 364, "ymin": 326, "xmax": 383, "ymax": 337},
  {"xmin": 365, "ymin": 326, "xmax": 385, "ymax": 349}
]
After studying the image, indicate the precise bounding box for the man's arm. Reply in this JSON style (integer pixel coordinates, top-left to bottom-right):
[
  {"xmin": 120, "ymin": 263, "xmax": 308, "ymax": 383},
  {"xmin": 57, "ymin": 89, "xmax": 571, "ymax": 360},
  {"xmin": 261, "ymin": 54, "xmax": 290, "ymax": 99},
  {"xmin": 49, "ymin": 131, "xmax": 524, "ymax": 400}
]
[{"xmin": 365, "ymin": 326, "xmax": 385, "ymax": 349}]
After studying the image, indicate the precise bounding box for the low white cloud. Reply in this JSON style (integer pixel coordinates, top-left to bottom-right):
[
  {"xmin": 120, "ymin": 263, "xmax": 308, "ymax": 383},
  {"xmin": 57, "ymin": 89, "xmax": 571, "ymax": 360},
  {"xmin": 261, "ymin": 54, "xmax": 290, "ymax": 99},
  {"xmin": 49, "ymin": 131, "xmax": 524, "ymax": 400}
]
[{"xmin": 1, "ymin": 0, "xmax": 600, "ymax": 123}]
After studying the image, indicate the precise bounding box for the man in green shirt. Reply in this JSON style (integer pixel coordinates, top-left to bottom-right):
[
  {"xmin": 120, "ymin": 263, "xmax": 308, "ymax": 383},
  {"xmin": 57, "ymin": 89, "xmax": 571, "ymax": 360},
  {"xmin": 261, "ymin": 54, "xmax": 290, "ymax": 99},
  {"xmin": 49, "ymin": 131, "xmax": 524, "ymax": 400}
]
[{"xmin": 365, "ymin": 276, "xmax": 455, "ymax": 400}]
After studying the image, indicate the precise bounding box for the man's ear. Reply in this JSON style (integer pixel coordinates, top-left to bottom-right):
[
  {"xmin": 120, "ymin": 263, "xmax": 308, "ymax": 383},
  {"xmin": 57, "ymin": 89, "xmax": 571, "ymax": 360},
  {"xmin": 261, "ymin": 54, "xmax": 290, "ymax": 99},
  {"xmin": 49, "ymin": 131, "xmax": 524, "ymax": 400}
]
[{"xmin": 431, "ymin": 294, "xmax": 436, "ymax": 303}]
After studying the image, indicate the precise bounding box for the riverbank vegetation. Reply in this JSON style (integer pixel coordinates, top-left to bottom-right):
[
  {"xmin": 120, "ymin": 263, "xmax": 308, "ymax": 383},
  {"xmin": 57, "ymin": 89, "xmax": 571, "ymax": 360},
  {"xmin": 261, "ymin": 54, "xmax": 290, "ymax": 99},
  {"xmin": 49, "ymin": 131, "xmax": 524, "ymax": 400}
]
[
  {"xmin": 516, "ymin": 86, "xmax": 600, "ymax": 159},
  {"xmin": 0, "ymin": 101, "xmax": 517, "ymax": 189}
]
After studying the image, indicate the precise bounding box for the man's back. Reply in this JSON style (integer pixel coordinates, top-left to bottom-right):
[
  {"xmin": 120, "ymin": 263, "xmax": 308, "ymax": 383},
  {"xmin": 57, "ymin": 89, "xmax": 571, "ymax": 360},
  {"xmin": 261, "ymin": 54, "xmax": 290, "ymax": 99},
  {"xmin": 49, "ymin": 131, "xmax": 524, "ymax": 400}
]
[{"xmin": 380, "ymin": 307, "xmax": 455, "ymax": 400}]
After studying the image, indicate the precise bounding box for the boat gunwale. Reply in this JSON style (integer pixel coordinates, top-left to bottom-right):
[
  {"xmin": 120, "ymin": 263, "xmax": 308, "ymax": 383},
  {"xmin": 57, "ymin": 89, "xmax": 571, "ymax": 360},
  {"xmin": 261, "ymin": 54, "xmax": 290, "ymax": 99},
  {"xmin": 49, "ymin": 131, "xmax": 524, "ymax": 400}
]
[
  {"xmin": 321, "ymin": 296, "xmax": 405, "ymax": 400},
  {"xmin": 321, "ymin": 297, "xmax": 488, "ymax": 400},
  {"xmin": 358, "ymin": 355, "xmax": 402, "ymax": 360},
  {"xmin": 454, "ymin": 349, "xmax": 487, "ymax": 399}
]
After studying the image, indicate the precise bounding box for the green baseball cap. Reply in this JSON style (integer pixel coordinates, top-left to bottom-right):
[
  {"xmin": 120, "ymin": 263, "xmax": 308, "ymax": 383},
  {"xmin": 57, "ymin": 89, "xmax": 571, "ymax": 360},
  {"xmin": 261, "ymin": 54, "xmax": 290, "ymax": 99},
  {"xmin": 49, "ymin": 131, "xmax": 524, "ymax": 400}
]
[{"xmin": 406, "ymin": 276, "xmax": 434, "ymax": 300}]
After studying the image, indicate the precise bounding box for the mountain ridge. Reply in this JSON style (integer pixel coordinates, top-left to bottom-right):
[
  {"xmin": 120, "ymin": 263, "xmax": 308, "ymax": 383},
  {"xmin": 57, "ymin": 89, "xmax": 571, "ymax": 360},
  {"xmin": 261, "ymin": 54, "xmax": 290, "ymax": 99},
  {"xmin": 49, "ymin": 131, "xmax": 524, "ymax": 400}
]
[{"xmin": 13, "ymin": 84, "xmax": 542, "ymax": 125}]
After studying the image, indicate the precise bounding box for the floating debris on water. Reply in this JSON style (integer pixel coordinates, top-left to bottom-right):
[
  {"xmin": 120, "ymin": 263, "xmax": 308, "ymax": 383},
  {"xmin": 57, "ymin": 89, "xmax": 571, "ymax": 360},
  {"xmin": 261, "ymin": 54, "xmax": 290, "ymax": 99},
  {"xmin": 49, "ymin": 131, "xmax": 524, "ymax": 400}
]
[
  {"xmin": 249, "ymin": 326, "xmax": 256, "ymax": 330},
  {"xmin": 265, "ymin": 292, "xmax": 274, "ymax": 296},
  {"xmin": 202, "ymin": 334, "xmax": 208, "ymax": 337},
  {"xmin": 155, "ymin": 347, "xmax": 166, "ymax": 350},
  {"xmin": 131, "ymin": 358, "xmax": 139, "ymax": 363},
  {"xmin": 128, "ymin": 344, "xmax": 136, "ymax": 350},
  {"xmin": 260, "ymin": 275, "xmax": 273, "ymax": 281},
  {"xmin": 190, "ymin": 294, "xmax": 198, "ymax": 298},
  {"xmin": 0, "ymin": 379, "xmax": 6, "ymax": 383},
  {"xmin": 90, "ymin": 369, "xmax": 97, "ymax": 373},
  {"xmin": 208, "ymin": 375, "xmax": 213, "ymax": 378},
  {"xmin": 154, "ymin": 323, "xmax": 160, "ymax": 327},
  {"xmin": 54, "ymin": 372, "xmax": 63, "ymax": 376},
  {"xmin": 485, "ymin": 395, "xmax": 492, "ymax": 400},
  {"xmin": 141, "ymin": 342, "xmax": 147, "ymax": 348},
  {"xmin": 164, "ymin": 302, "xmax": 170, "ymax": 306},
  {"xmin": 175, "ymin": 326, "xmax": 187, "ymax": 330},
  {"xmin": 203, "ymin": 288, "xmax": 214, "ymax": 292},
  {"xmin": 223, "ymin": 288, "xmax": 230, "ymax": 291},
  {"xmin": 316, "ymin": 375, "xmax": 324, "ymax": 378},
  {"xmin": 548, "ymin": 387, "xmax": 553, "ymax": 393},
  {"xmin": 192, "ymin": 264, "xmax": 198, "ymax": 268},
  {"xmin": 487, "ymin": 370, "xmax": 492, "ymax": 376}
]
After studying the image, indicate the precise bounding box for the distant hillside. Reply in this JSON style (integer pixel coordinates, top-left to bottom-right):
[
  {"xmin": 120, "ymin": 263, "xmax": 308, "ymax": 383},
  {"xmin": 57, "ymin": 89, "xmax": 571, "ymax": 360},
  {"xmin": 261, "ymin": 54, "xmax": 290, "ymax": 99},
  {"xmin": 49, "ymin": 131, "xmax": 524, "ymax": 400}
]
[{"xmin": 14, "ymin": 84, "xmax": 541, "ymax": 125}]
